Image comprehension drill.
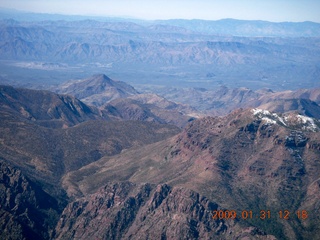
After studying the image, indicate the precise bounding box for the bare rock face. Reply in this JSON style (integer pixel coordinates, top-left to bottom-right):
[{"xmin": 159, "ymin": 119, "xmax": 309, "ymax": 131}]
[
  {"xmin": 55, "ymin": 182, "xmax": 275, "ymax": 240},
  {"xmin": 169, "ymin": 109, "xmax": 320, "ymax": 239},
  {"xmin": 0, "ymin": 160, "xmax": 62, "ymax": 240}
]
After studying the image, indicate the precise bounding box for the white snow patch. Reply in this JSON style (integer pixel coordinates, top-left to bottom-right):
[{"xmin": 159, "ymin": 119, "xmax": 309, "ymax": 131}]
[
  {"xmin": 261, "ymin": 117, "xmax": 276, "ymax": 124},
  {"xmin": 297, "ymin": 115, "xmax": 313, "ymax": 124},
  {"xmin": 272, "ymin": 113, "xmax": 287, "ymax": 126},
  {"xmin": 297, "ymin": 115, "xmax": 317, "ymax": 131},
  {"xmin": 252, "ymin": 109, "xmax": 285, "ymax": 125},
  {"xmin": 252, "ymin": 108, "xmax": 318, "ymax": 131},
  {"xmin": 252, "ymin": 108, "xmax": 270, "ymax": 116}
]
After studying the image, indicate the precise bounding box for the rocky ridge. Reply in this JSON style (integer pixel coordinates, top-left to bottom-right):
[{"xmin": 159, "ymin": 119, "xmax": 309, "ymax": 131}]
[
  {"xmin": 0, "ymin": 85, "xmax": 101, "ymax": 128},
  {"xmin": 0, "ymin": 85, "xmax": 182, "ymax": 240},
  {"xmin": 103, "ymin": 97, "xmax": 195, "ymax": 128},
  {"xmin": 1, "ymin": 83, "xmax": 320, "ymax": 239},
  {"xmin": 63, "ymin": 108, "xmax": 320, "ymax": 239},
  {"xmin": 54, "ymin": 74, "xmax": 197, "ymax": 128},
  {"xmin": 252, "ymin": 108, "xmax": 320, "ymax": 132},
  {"xmin": 55, "ymin": 182, "xmax": 276, "ymax": 240}
]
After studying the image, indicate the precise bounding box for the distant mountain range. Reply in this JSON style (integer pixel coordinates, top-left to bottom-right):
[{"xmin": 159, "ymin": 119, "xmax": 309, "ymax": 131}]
[
  {"xmin": 0, "ymin": 15, "xmax": 319, "ymax": 90},
  {"xmin": 158, "ymin": 19, "xmax": 320, "ymax": 37},
  {"xmin": 1, "ymin": 9, "xmax": 320, "ymax": 37},
  {"xmin": 148, "ymin": 85, "xmax": 320, "ymax": 117}
]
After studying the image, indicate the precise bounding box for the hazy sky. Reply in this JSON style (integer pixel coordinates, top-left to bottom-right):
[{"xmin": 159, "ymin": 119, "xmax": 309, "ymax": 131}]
[{"xmin": 1, "ymin": 0, "xmax": 320, "ymax": 22}]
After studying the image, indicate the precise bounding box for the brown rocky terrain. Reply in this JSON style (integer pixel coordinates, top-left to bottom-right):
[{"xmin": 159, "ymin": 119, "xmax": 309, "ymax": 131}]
[
  {"xmin": 0, "ymin": 85, "xmax": 181, "ymax": 240},
  {"xmin": 64, "ymin": 108, "xmax": 320, "ymax": 239},
  {"xmin": 55, "ymin": 182, "xmax": 276, "ymax": 240},
  {"xmin": 1, "ymin": 84, "xmax": 320, "ymax": 239},
  {"xmin": 0, "ymin": 85, "xmax": 102, "ymax": 128},
  {"xmin": 0, "ymin": 85, "xmax": 180, "ymax": 185},
  {"xmin": 0, "ymin": 160, "xmax": 64, "ymax": 240},
  {"xmin": 1, "ymin": 14, "xmax": 320, "ymax": 239},
  {"xmin": 256, "ymin": 98, "xmax": 320, "ymax": 119}
]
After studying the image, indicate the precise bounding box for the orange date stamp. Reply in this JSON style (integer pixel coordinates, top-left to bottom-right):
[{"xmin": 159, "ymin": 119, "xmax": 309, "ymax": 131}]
[{"xmin": 212, "ymin": 210, "xmax": 308, "ymax": 220}]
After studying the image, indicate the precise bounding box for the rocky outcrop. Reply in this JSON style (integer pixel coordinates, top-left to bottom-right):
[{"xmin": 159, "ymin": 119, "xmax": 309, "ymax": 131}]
[
  {"xmin": 0, "ymin": 160, "xmax": 62, "ymax": 240},
  {"xmin": 55, "ymin": 182, "xmax": 275, "ymax": 240},
  {"xmin": 66, "ymin": 108, "xmax": 319, "ymax": 239}
]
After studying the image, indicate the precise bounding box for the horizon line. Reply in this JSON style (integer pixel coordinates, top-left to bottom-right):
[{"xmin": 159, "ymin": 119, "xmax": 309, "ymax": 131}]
[{"xmin": 1, "ymin": 7, "xmax": 319, "ymax": 24}]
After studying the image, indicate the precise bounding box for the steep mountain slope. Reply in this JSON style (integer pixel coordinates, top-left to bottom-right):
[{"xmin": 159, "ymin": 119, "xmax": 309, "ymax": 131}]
[
  {"xmin": 54, "ymin": 74, "xmax": 197, "ymax": 127},
  {"xmin": 0, "ymin": 85, "xmax": 181, "ymax": 239},
  {"xmin": 55, "ymin": 182, "xmax": 276, "ymax": 240},
  {"xmin": 64, "ymin": 109, "xmax": 320, "ymax": 239},
  {"xmin": 0, "ymin": 85, "xmax": 101, "ymax": 128},
  {"xmin": 0, "ymin": 160, "xmax": 63, "ymax": 240},
  {"xmin": 0, "ymin": 85, "xmax": 180, "ymax": 183},
  {"xmin": 55, "ymin": 74, "xmax": 139, "ymax": 107}
]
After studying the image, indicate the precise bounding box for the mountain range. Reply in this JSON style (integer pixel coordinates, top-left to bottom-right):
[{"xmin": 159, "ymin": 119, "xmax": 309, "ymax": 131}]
[
  {"xmin": 52, "ymin": 74, "xmax": 320, "ymax": 127},
  {"xmin": 1, "ymin": 82, "xmax": 320, "ymax": 239},
  {"xmin": 146, "ymin": 85, "xmax": 320, "ymax": 117},
  {"xmin": 62, "ymin": 108, "xmax": 320, "ymax": 239},
  {"xmin": 53, "ymin": 74, "xmax": 196, "ymax": 128},
  {"xmin": 1, "ymin": 9, "xmax": 320, "ymax": 37},
  {"xmin": 1, "ymin": 10, "xmax": 320, "ymax": 239},
  {"xmin": 0, "ymin": 16, "xmax": 319, "ymax": 90}
]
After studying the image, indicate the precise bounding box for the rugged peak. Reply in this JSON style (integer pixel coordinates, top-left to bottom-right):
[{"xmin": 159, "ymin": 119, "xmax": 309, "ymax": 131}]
[
  {"xmin": 55, "ymin": 74, "xmax": 139, "ymax": 106},
  {"xmin": 252, "ymin": 108, "xmax": 287, "ymax": 125},
  {"xmin": 59, "ymin": 74, "xmax": 113, "ymax": 89},
  {"xmin": 252, "ymin": 108, "xmax": 319, "ymax": 132},
  {"xmin": 88, "ymin": 73, "xmax": 112, "ymax": 82}
]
